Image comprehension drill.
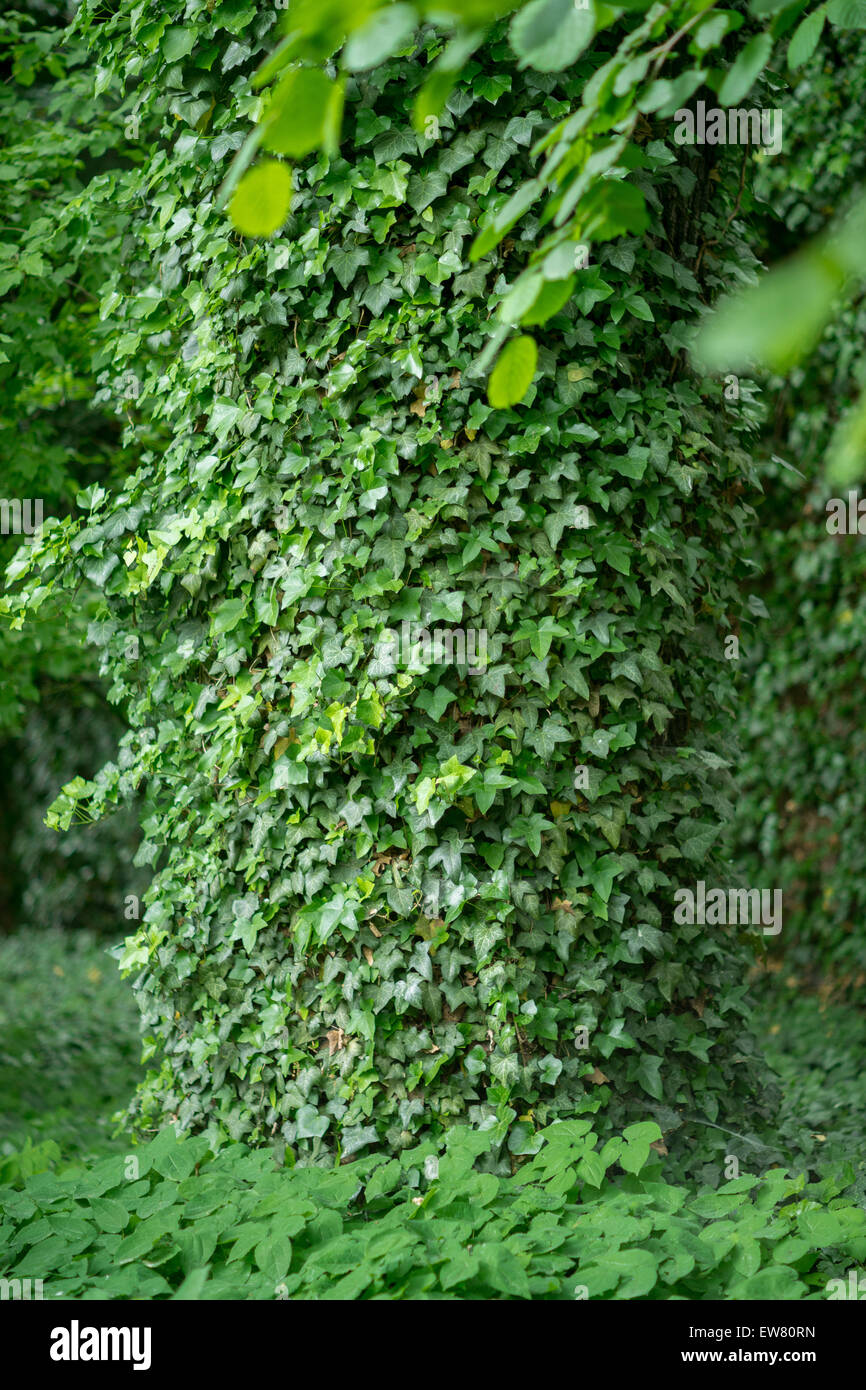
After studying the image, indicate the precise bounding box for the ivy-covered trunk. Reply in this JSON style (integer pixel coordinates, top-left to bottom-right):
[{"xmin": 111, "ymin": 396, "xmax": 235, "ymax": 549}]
[{"xmin": 8, "ymin": 3, "xmax": 778, "ymax": 1171}]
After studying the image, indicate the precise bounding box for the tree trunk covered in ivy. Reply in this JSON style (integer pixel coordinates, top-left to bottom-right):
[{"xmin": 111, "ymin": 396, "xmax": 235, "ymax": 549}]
[{"xmin": 7, "ymin": 4, "xmax": 780, "ymax": 1172}]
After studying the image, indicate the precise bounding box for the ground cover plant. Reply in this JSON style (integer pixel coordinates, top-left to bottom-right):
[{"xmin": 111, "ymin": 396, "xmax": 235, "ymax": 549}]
[{"xmin": 3, "ymin": 1118, "xmax": 866, "ymax": 1301}]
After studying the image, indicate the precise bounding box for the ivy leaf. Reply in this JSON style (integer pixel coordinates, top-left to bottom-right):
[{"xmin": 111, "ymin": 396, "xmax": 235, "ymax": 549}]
[
  {"xmin": 163, "ymin": 26, "xmax": 196, "ymax": 63},
  {"xmin": 412, "ymin": 30, "xmax": 486, "ymax": 134},
  {"xmin": 328, "ymin": 246, "xmax": 371, "ymax": 289},
  {"xmin": 677, "ymin": 819, "xmax": 721, "ymax": 861},
  {"xmin": 296, "ymin": 1105, "xmax": 330, "ymax": 1140},
  {"xmin": 631, "ymin": 1055, "xmax": 664, "ymax": 1105},
  {"xmin": 416, "ymin": 686, "xmax": 453, "ymax": 721},
  {"xmin": 211, "ymin": 597, "xmax": 246, "ymax": 636}
]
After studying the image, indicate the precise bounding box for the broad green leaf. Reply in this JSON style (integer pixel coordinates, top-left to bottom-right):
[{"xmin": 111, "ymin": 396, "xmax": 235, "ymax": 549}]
[
  {"xmin": 827, "ymin": 0, "xmax": 866, "ymax": 24},
  {"xmin": 520, "ymin": 275, "xmax": 576, "ymax": 325},
  {"xmin": 631, "ymin": 1054, "xmax": 664, "ymax": 1105},
  {"xmin": 729, "ymin": 1265, "xmax": 803, "ymax": 1298},
  {"xmin": 254, "ymin": 1231, "xmax": 293, "ymax": 1281},
  {"xmin": 693, "ymin": 250, "xmax": 843, "ymax": 375},
  {"xmin": 211, "ymin": 597, "xmax": 247, "ymax": 636},
  {"xmin": 229, "ymin": 161, "xmax": 292, "ymax": 236},
  {"xmin": 262, "ymin": 68, "xmax": 343, "ymax": 158},
  {"xmin": 510, "ymin": 0, "xmax": 595, "ymax": 72},
  {"xmin": 488, "ymin": 335, "xmax": 538, "ymax": 408},
  {"xmin": 716, "ymin": 33, "xmax": 774, "ymax": 105},
  {"xmin": 576, "ymin": 180, "xmax": 649, "ymax": 240},
  {"xmin": 788, "ymin": 6, "xmax": 826, "ymax": 66},
  {"xmin": 827, "ymin": 387, "xmax": 866, "ymax": 486},
  {"xmin": 163, "ymin": 26, "xmax": 196, "ymax": 63},
  {"xmin": 88, "ymin": 1197, "xmax": 131, "ymax": 1233},
  {"xmin": 342, "ymin": 4, "xmax": 418, "ymax": 70}
]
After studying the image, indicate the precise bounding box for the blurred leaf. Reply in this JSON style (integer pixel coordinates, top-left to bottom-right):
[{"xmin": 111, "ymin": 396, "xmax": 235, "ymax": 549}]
[
  {"xmin": 693, "ymin": 250, "xmax": 843, "ymax": 374},
  {"xmin": 262, "ymin": 69, "xmax": 344, "ymax": 157},
  {"xmin": 787, "ymin": 6, "xmax": 826, "ymax": 66},
  {"xmin": 510, "ymin": 0, "xmax": 595, "ymax": 72},
  {"xmin": 717, "ymin": 32, "xmax": 774, "ymax": 105},
  {"xmin": 342, "ymin": 4, "xmax": 418, "ymax": 70},
  {"xmin": 488, "ymin": 334, "xmax": 538, "ymax": 407},
  {"xmin": 827, "ymin": 388, "xmax": 866, "ymax": 486},
  {"xmin": 229, "ymin": 161, "xmax": 293, "ymax": 236}
]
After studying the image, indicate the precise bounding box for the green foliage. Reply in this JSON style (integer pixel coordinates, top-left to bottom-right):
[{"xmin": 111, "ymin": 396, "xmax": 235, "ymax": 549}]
[
  {"xmin": 2, "ymin": 697, "xmax": 146, "ymax": 937},
  {"xmin": 733, "ymin": 446, "xmax": 866, "ymax": 982},
  {"xmin": 0, "ymin": 14, "xmax": 148, "ymax": 938},
  {"xmin": 758, "ymin": 985, "xmax": 866, "ymax": 1203},
  {"xmin": 487, "ymin": 334, "xmax": 537, "ymax": 407},
  {"xmin": 0, "ymin": 931, "xmax": 141, "ymax": 1160},
  {"xmin": 0, "ymin": 10, "xmax": 144, "ymax": 733},
  {"xmin": 4, "ymin": 0, "xmax": 866, "ymax": 1310},
  {"xmin": 247, "ymin": 0, "xmax": 803, "ymax": 379},
  {"xmin": 0, "ymin": 0, "xmax": 795, "ymax": 1165},
  {"xmin": 693, "ymin": 25, "xmax": 866, "ymax": 484},
  {"xmin": 2, "ymin": 1118, "xmax": 865, "ymax": 1300},
  {"xmin": 229, "ymin": 161, "xmax": 294, "ymax": 236},
  {"xmin": 694, "ymin": 196, "xmax": 866, "ymax": 390},
  {"xmin": 9, "ymin": 0, "xmax": 838, "ymax": 1168},
  {"xmin": 728, "ymin": 34, "xmax": 866, "ymax": 985}
]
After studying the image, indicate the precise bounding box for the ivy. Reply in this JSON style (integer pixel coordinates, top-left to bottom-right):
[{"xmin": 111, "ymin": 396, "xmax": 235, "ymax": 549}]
[
  {"xmin": 4, "ymin": 0, "xmax": 850, "ymax": 1169},
  {"xmin": 2, "ymin": 1119, "xmax": 865, "ymax": 1299}
]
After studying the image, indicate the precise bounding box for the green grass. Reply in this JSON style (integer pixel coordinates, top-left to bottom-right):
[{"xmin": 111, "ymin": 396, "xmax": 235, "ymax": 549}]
[{"xmin": 0, "ymin": 928, "xmax": 141, "ymax": 1161}]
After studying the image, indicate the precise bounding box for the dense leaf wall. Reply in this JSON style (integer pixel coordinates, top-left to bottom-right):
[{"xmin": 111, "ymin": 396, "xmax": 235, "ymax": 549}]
[{"xmin": 4, "ymin": 3, "xmax": 784, "ymax": 1167}]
